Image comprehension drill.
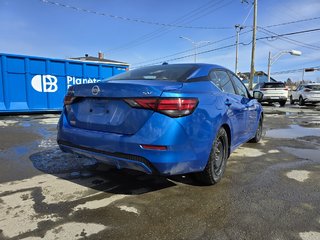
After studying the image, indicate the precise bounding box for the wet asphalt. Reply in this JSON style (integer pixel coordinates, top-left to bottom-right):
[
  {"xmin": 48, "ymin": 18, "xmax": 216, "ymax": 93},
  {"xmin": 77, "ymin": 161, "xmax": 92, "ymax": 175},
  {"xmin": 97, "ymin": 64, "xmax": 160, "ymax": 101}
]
[{"xmin": 0, "ymin": 104, "xmax": 319, "ymax": 240}]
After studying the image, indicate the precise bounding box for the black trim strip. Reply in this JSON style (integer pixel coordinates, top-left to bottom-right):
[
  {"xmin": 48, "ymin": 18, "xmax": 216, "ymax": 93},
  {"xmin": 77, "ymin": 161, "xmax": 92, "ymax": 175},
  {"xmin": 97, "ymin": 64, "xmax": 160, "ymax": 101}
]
[{"xmin": 57, "ymin": 140, "xmax": 159, "ymax": 174}]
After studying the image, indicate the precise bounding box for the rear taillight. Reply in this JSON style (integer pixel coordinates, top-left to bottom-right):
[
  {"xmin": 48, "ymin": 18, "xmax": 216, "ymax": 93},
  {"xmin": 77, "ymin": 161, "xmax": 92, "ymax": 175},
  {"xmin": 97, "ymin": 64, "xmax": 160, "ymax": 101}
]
[
  {"xmin": 64, "ymin": 86, "xmax": 76, "ymax": 105},
  {"xmin": 124, "ymin": 98, "xmax": 198, "ymax": 118},
  {"xmin": 64, "ymin": 96, "xmax": 76, "ymax": 105}
]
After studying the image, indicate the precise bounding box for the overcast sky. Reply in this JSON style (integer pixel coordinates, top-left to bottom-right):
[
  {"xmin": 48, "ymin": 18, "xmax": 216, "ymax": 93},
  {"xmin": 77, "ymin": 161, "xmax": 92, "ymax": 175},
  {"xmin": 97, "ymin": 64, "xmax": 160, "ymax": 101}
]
[{"xmin": 1, "ymin": 0, "xmax": 320, "ymax": 82}]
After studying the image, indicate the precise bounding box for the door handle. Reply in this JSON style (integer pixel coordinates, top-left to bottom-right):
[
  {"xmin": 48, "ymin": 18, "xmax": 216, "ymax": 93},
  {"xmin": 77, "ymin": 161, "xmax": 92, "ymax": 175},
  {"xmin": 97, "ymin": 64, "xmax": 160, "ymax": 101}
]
[{"xmin": 225, "ymin": 99, "xmax": 232, "ymax": 106}]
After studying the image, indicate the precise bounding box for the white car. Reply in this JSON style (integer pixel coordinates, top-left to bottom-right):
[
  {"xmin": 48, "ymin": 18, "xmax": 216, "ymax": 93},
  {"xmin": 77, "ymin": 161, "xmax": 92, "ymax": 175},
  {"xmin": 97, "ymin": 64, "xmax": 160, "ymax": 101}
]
[
  {"xmin": 253, "ymin": 82, "xmax": 288, "ymax": 106},
  {"xmin": 290, "ymin": 83, "xmax": 320, "ymax": 106}
]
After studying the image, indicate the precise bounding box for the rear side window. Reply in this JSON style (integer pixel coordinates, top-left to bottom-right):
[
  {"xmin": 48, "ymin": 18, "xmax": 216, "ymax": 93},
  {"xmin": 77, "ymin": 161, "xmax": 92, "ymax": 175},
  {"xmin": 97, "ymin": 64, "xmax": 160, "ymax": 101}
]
[
  {"xmin": 305, "ymin": 85, "xmax": 320, "ymax": 91},
  {"xmin": 228, "ymin": 72, "xmax": 249, "ymax": 98},
  {"xmin": 210, "ymin": 70, "xmax": 236, "ymax": 94},
  {"xmin": 107, "ymin": 64, "xmax": 198, "ymax": 81},
  {"xmin": 262, "ymin": 83, "xmax": 285, "ymax": 88}
]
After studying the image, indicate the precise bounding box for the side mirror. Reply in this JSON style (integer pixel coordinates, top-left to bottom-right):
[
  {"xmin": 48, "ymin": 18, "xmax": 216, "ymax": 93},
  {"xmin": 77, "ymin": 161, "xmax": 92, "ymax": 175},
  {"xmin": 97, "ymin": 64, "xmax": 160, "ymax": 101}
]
[{"xmin": 253, "ymin": 91, "xmax": 263, "ymax": 101}]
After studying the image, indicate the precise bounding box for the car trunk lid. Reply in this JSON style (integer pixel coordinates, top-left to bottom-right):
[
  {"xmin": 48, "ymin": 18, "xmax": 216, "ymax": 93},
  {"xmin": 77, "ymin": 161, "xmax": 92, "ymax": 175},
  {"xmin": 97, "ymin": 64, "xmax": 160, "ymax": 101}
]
[{"xmin": 64, "ymin": 80, "xmax": 183, "ymax": 135}]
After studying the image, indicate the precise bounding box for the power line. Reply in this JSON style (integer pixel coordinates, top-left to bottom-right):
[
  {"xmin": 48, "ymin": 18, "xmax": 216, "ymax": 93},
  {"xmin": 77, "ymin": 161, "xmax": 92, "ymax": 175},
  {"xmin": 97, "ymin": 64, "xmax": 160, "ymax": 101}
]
[
  {"xmin": 107, "ymin": 0, "xmax": 234, "ymax": 53},
  {"xmin": 272, "ymin": 66, "xmax": 320, "ymax": 75},
  {"xmin": 243, "ymin": 27, "xmax": 320, "ymax": 48},
  {"xmin": 134, "ymin": 28, "xmax": 320, "ymax": 68},
  {"xmin": 258, "ymin": 29, "xmax": 317, "ymax": 51},
  {"xmin": 133, "ymin": 44, "xmax": 237, "ymax": 68},
  {"xmin": 132, "ymin": 30, "xmax": 253, "ymax": 66},
  {"xmin": 263, "ymin": 16, "xmax": 320, "ymax": 28},
  {"xmin": 258, "ymin": 39, "xmax": 283, "ymax": 51},
  {"xmin": 258, "ymin": 27, "xmax": 320, "ymax": 51},
  {"xmin": 39, "ymin": 0, "xmax": 233, "ymax": 30},
  {"xmin": 242, "ymin": 4, "xmax": 253, "ymax": 26},
  {"xmin": 263, "ymin": 27, "xmax": 320, "ymax": 38},
  {"xmin": 105, "ymin": 0, "xmax": 220, "ymax": 53},
  {"xmin": 132, "ymin": 37, "xmax": 234, "ymax": 66}
]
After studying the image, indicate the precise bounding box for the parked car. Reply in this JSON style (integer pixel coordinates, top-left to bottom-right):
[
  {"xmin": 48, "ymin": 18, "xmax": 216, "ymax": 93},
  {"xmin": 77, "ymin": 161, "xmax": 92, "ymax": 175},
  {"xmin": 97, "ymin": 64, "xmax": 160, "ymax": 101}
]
[
  {"xmin": 253, "ymin": 82, "xmax": 288, "ymax": 106},
  {"xmin": 290, "ymin": 83, "xmax": 320, "ymax": 106},
  {"xmin": 57, "ymin": 63, "xmax": 264, "ymax": 185}
]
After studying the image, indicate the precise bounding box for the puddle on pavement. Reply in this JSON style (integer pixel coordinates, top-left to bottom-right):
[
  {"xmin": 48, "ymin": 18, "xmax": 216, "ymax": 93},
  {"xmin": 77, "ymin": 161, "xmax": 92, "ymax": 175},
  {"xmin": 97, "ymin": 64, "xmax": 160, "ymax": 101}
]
[
  {"xmin": 29, "ymin": 148, "xmax": 98, "ymax": 174},
  {"xmin": 285, "ymin": 112, "xmax": 304, "ymax": 116},
  {"xmin": 266, "ymin": 125, "xmax": 320, "ymax": 139},
  {"xmin": 281, "ymin": 147, "xmax": 320, "ymax": 162},
  {"xmin": 13, "ymin": 146, "xmax": 29, "ymax": 155}
]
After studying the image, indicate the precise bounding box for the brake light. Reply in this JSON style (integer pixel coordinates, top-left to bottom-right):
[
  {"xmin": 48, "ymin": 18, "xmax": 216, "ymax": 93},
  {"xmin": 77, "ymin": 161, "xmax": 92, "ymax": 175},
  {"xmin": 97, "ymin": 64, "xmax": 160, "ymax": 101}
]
[
  {"xmin": 64, "ymin": 86, "xmax": 76, "ymax": 105},
  {"xmin": 64, "ymin": 96, "xmax": 76, "ymax": 105},
  {"xmin": 125, "ymin": 98, "xmax": 198, "ymax": 117}
]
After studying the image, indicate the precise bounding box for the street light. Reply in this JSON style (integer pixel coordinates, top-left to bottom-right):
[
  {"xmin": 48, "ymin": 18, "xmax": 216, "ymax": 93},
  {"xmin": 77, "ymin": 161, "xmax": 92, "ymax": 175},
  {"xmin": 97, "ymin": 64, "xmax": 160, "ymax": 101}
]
[
  {"xmin": 179, "ymin": 36, "xmax": 210, "ymax": 63},
  {"xmin": 267, "ymin": 50, "xmax": 302, "ymax": 82}
]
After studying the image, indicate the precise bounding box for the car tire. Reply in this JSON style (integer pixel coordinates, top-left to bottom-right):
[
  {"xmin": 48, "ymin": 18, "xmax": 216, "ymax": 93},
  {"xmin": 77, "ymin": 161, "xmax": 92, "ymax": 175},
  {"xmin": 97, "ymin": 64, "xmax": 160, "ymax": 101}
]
[
  {"xmin": 279, "ymin": 101, "xmax": 286, "ymax": 107},
  {"xmin": 290, "ymin": 96, "xmax": 294, "ymax": 105},
  {"xmin": 195, "ymin": 128, "xmax": 229, "ymax": 185},
  {"xmin": 299, "ymin": 96, "xmax": 305, "ymax": 106},
  {"xmin": 249, "ymin": 117, "xmax": 263, "ymax": 143}
]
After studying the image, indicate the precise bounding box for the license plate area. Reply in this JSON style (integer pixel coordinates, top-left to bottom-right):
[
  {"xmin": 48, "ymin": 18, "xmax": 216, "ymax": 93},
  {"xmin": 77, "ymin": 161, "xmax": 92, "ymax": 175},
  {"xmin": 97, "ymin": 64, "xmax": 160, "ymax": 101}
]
[
  {"xmin": 89, "ymin": 101, "xmax": 109, "ymax": 116},
  {"xmin": 71, "ymin": 98, "xmax": 129, "ymax": 127},
  {"xmin": 66, "ymin": 98, "xmax": 154, "ymax": 134}
]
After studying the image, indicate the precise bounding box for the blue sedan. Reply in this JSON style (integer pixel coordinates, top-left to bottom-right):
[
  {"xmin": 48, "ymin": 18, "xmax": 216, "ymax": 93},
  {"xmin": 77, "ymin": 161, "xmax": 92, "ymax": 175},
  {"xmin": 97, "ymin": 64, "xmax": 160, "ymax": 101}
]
[{"xmin": 57, "ymin": 63, "xmax": 263, "ymax": 185}]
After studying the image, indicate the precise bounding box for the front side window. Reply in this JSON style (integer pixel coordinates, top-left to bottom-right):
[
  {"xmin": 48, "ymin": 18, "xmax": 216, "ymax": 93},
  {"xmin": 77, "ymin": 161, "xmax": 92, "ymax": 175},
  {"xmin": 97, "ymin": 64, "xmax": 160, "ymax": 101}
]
[
  {"xmin": 305, "ymin": 85, "xmax": 320, "ymax": 91},
  {"xmin": 210, "ymin": 70, "xmax": 236, "ymax": 94}
]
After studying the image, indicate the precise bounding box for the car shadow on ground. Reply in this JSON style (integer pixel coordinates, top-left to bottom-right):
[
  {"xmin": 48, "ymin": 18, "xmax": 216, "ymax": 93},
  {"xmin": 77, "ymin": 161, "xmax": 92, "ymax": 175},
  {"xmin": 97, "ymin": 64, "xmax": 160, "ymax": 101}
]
[{"xmin": 29, "ymin": 148, "xmax": 203, "ymax": 196}]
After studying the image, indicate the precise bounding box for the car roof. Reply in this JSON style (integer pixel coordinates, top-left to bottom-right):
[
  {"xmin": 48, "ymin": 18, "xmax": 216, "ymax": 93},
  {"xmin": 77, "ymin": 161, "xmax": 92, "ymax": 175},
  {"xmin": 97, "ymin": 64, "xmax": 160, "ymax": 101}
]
[
  {"xmin": 301, "ymin": 83, "xmax": 320, "ymax": 85},
  {"xmin": 150, "ymin": 63, "xmax": 231, "ymax": 80},
  {"xmin": 153, "ymin": 63, "xmax": 227, "ymax": 69}
]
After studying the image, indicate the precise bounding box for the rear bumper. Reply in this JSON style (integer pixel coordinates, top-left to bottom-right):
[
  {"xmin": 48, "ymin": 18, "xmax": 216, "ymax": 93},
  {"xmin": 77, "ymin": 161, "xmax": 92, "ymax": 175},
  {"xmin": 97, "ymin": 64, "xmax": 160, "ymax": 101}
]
[
  {"xmin": 57, "ymin": 111, "xmax": 211, "ymax": 175},
  {"xmin": 261, "ymin": 96, "xmax": 287, "ymax": 103},
  {"xmin": 58, "ymin": 140, "xmax": 158, "ymax": 174}
]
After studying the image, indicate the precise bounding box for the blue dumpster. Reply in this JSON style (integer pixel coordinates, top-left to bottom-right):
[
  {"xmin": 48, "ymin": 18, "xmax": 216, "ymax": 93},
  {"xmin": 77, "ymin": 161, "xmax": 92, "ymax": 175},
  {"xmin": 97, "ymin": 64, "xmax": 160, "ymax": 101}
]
[{"xmin": 0, "ymin": 53, "xmax": 128, "ymax": 113}]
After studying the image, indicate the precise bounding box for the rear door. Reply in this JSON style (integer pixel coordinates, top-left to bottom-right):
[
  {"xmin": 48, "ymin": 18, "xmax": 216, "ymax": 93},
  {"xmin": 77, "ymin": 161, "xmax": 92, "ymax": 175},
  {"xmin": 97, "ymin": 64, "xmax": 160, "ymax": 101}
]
[
  {"xmin": 228, "ymin": 72, "xmax": 258, "ymax": 139},
  {"xmin": 292, "ymin": 85, "xmax": 302, "ymax": 100},
  {"xmin": 210, "ymin": 70, "xmax": 246, "ymax": 145},
  {"xmin": 304, "ymin": 84, "xmax": 320, "ymax": 100}
]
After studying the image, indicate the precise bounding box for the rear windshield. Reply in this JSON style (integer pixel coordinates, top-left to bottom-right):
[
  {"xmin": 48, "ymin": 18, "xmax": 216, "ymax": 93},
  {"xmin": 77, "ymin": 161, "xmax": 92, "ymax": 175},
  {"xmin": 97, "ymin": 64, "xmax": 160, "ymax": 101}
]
[
  {"xmin": 305, "ymin": 85, "xmax": 320, "ymax": 91},
  {"xmin": 262, "ymin": 83, "xmax": 285, "ymax": 88},
  {"xmin": 107, "ymin": 64, "xmax": 198, "ymax": 82}
]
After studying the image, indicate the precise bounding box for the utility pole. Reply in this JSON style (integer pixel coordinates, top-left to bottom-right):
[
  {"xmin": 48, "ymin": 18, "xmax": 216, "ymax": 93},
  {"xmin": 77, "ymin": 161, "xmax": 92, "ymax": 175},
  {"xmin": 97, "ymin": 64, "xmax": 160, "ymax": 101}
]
[
  {"xmin": 249, "ymin": 0, "xmax": 257, "ymax": 90},
  {"xmin": 267, "ymin": 51, "xmax": 272, "ymax": 82},
  {"xmin": 235, "ymin": 24, "xmax": 243, "ymax": 75}
]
